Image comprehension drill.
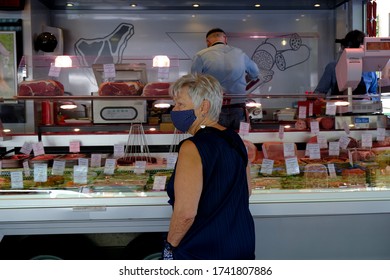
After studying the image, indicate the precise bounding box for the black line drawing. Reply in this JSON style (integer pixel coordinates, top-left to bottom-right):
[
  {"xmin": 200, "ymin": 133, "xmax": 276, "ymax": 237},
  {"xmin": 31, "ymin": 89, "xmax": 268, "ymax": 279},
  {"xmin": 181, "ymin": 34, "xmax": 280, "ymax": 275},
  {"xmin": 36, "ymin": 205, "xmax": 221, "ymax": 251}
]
[
  {"xmin": 74, "ymin": 23, "xmax": 135, "ymax": 66},
  {"xmin": 251, "ymin": 33, "xmax": 311, "ymax": 88}
]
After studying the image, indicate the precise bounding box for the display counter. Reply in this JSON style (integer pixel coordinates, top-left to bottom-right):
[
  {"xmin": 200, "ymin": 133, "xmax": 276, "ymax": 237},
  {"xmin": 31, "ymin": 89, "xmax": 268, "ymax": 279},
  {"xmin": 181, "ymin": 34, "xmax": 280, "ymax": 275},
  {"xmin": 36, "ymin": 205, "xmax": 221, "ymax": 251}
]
[{"xmin": 1, "ymin": 129, "xmax": 390, "ymax": 259}]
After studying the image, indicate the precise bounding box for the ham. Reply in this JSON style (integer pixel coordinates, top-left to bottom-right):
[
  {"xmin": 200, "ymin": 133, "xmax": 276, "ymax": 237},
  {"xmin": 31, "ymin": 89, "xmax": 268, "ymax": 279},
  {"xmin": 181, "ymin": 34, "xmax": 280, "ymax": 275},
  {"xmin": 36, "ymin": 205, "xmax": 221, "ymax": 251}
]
[
  {"xmin": 142, "ymin": 82, "xmax": 171, "ymax": 96},
  {"xmin": 243, "ymin": 139, "xmax": 258, "ymax": 163},
  {"xmin": 18, "ymin": 80, "xmax": 64, "ymax": 96},
  {"xmin": 98, "ymin": 81, "xmax": 143, "ymax": 96}
]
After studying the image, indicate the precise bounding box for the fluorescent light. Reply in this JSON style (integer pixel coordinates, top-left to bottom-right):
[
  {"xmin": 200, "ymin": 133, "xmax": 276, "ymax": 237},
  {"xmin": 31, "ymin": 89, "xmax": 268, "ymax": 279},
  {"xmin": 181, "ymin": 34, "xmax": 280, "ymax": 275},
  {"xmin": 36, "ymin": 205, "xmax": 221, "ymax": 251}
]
[
  {"xmin": 55, "ymin": 56, "xmax": 72, "ymax": 67},
  {"xmin": 153, "ymin": 55, "xmax": 170, "ymax": 67}
]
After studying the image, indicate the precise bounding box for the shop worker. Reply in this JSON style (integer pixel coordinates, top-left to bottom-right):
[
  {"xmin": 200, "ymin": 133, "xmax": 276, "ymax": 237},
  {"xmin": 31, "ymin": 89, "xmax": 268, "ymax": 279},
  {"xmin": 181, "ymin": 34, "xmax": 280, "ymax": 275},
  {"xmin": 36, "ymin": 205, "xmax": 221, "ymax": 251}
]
[
  {"xmin": 314, "ymin": 30, "xmax": 378, "ymax": 99},
  {"xmin": 163, "ymin": 73, "xmax": 255, "ymax": 260},
  {"xmin": 191, "ymin": 28, "xmax": 260, "ymax": 130}
]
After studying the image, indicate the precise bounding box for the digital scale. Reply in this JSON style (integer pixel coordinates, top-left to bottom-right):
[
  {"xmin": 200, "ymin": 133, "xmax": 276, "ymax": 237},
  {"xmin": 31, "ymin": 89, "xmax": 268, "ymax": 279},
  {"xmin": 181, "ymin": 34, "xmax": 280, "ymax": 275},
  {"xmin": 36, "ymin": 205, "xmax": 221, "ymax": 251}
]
[
  {"xmin": 335, "ymin": 115, "xmax": 387, "ymax": 129},
  {"xmin": 91, "ymin": 63, "xmax": 148, "ymax": 124}
]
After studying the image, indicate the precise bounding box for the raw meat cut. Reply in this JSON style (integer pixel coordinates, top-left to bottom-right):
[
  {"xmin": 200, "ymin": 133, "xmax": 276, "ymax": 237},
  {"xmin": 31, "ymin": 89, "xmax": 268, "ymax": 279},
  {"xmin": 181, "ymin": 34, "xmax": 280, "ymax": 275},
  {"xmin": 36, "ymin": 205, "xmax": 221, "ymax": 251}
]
[
  {"xmin": 98, "ymin": 81, "xmax": 143, "ymax": 96},
  {"xmin": 18, "ymin": 80, "xmax": 64, "ymax": 96},
  {"xmin": 142, "ymin": 82, "xmax": 171, "ymax": 96}
]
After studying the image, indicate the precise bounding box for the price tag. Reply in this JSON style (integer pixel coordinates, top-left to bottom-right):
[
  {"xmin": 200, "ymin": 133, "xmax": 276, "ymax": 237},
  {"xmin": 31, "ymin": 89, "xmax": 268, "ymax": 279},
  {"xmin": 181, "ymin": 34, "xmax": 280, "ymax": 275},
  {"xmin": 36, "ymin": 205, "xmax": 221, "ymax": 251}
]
[
  {"xmin": 283, "ymin": 143, "xmax": 296, "ymax": 158},
  {"xmin": 361, "ymin": 133, "xmax": 373, "ymax": 148},
  {"xmin": 153, "ymin": 175, "xmax": 167, "ymax": 191},
  {"xmin": 342, "ymin": 121, "xmax": 350, "ymax": 135},
  {"xmin": 260, "ymin": 158, "xmax": 274, "ymax": 175},
  {"xmin": 69, "ymin": 140, "xmax": 81, "ymax": 153},
  {"xmin": 134, "ymin": 161, "xmax": 147, "ymax": 174},
  {"xmin": 78, "ymin": 158, "xmax": 89, "ymax": 167},
  {"xmin": 348, "ymin": 149, "xmax": 354, "ymax": 166},
  {"xmin": 298, "ymin": 106, "xmax": 306, "ymax": 119},
  {"xmin": 32, "ymin": 142, "xmax": 45, "ymax": 156},
  {"xmin": 376, "ymin": 128, "xmax": 386, "ymax": 142},
  {"xmin": 339, "ymin": 135, "xmax": 351, "ymax": 150},
  {"xmin": 308, "ymin": 103, "xmax": 313, "ymax": 117},
  {"xmin": 317, "ymin": 135, "xmax": 328, "ymax": 149},
  {"xmin": 325, "ymin": 102, "xmax": 336, "ymax": 115},
  {"xmin": 23, "ymin": 160, "xmax": 30, "ymax": 177},
  {"xmin": 328, "ymin": 141, "xmax": 340, "ymax": 156},
  {"xmin": 104, "ymin": 158, "xmax": 116, "ymax": 175},
  {"xmin": 52, "ymin": 160, "xmax": 65, "ymax": 176},
  {"xmin": 310, "ymin": 121, "xmax": 320, "ymax": 135},
  {"xmin": 278, "ymin": 125, "xmax": 284, "ymax": 140},
  {"xmin": 157, "ymin": 67, "xmax": 170, "ymax": 79},
  {"xmin": 103, "ymin": 63, "xmax": 116, "ymax": 79},
  {"xmin": 285, "ymin": 157, "xmax": 300, "ymax": 175},
  {"xmin": 11, "ymin": 171, "xmax": 24, "ymax": 189},
  {"xmin": 90, "ymin": 154, "xmax": 102, "ymax": 168},
  {"xmin": 166, "ymin": 154, "xmax": 178, "ymax": 169},
  {"xmin": 73, "ymin": 165, "xmax": 88, "ymax": 184},
  {"xmin": 34, "ymin": 163, "xmax": 48, "ymax": 183},
  {"xmin": 113, "ymin": 144, "xmax": 125, "ymax": 158},
  {"xmin": 327, "ymin": 163, "xmax": 337, "ymax": 178},
  {"xmin": 20, "ymin": 142, "xmax": 32, "ymax": 155},
  {"xmin": 239, "ymin": 122, "xmax": 250, "ymax": 137},
  {"xmin": 307, "ymin": 143, "xmax": 321, "ymax": 159},
  {"xmin": 48, "ymin": 65, "xmax": 61, "ymax": 77}
]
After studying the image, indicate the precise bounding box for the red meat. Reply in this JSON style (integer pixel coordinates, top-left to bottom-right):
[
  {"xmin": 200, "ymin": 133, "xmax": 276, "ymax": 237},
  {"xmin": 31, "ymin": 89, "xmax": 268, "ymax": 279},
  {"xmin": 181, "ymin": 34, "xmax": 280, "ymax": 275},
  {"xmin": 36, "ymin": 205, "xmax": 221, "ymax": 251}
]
[
  {"xmin": 142, "ymin": 82, "xmax": 171, "ymax": 96},
  {"xmin": 98, "ymin": 81, "xmax": 143, "ymax": 96},
  {"xmin": 18, "ymin": 80, "xmax": 64, "ymax": 96}
]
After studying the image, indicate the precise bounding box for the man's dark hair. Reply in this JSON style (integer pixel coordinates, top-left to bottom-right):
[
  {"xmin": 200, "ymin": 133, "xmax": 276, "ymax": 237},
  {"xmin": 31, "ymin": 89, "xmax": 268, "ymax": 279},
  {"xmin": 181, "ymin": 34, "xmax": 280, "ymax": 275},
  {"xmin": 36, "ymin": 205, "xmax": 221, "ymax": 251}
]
[
  {"xmin": 335, "ymin": 30, "xmax": 365, "ymax": 48},
  {"xmin": 206, "ymin": 28, "xmax": 226, "ymax": 38}
]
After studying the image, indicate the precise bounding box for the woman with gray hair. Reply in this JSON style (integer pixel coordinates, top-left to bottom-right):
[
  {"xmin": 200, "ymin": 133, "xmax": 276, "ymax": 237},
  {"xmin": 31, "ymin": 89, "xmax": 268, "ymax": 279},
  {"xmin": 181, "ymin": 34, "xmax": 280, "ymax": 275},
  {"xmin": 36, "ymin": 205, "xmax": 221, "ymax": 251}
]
[{"xmin": 163, "ymin": 73, "xmax": 255, "ymax": 260}]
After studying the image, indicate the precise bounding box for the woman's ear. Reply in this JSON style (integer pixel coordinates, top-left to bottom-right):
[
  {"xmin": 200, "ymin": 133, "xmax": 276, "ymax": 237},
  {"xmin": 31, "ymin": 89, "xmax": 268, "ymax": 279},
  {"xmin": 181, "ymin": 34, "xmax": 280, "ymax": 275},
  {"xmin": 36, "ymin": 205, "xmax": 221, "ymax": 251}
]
[{"xmin": 201, "ymin": 99, "xmax": 211, "ymax": 114}]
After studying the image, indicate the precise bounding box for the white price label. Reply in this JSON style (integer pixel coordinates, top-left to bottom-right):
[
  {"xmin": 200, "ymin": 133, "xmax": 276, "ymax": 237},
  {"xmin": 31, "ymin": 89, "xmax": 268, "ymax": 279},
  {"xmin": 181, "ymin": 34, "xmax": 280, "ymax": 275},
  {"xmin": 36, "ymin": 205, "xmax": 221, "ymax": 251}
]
[
  {"xmin": 278, "ymin": 125, "xmax": 284, "ymax": 140},
  {"xmin": 11, "ymin": 171, "xmax": 24, "ymax": 189},
  {"xmin": 361, "ymin": 134, "xmax": 373, "ymax": 148},
  {"xmin": 339, "ymin": 135, "xmax": 351, "ymax": 150},
  {"xmin": 153, "ymin": 175, "xmax": 167, "ymax": 191},
  {"xmin": 20, "ymin": 142, "xmax": 32, "ymax": 155},
  {"xmin": 90, "ymin": 154, "xmax": 102, "ymax": 168},
  {"xmin": 73, "ymin": 165, "xmax": 88, "ymax": 184},
  {"xmin": 298, "ymin": 106, "xmax": 306, "ymax": 119},
  {"xmin": 328, "ymin": 142, "xmax": 340, "ymax": 156},
  {"xmin": 310, "ymin": 121, "xmax": 320, "ymax": 135},
  {"xmin": 285, "ymin": 157, "xmax": 300, "ymax": 175},
  {"xmin": 307, "ymin": 143, "xmax": 321, "ymax": 159},
  {"xmin": 78, "ymin": 158, "xmax": 89, "ymax": 167},
  {"xmin": 34, "ymin": 163, "xmax": 48, "ymax": 183},
  {"xmin": 104, "ymin": 158, "xmax": 116, "ymax": 175},
  {"xmin": 166, "ymin": 154, "xmax": 178, "ymax": 169},
  {"xmin": 69, "ymin": 141, "xmax": 81, "ymax": 153},
  {"xmin": 260, "ymin": 158, "xmax": 274, "ymax": 175},
  {"xmin": 52, "ymin": 160, "xmax": 65, "ymax": 176},
  {"xmin": 48, "ymin": 65, "xmax": 61, "ymax": 77},
  {"xmin": 134, "ymin": 161, "xmax": 147, "ymax": 174},
  {"xmin": 325, "ymin": 103, "xmax": 337, "ymax": 115},
  {"xmin": 103, "ymin": 63, "xmax": 116, "ymax": 79},
  {"xmin": 32, "ymin": 142, "xmax": 45, "ymax": 156},
  {"xmin": 377, "ymin": 128, "xmax": 386, "ymax": 141},
  {"xmin": 283, "ymin": 143, "xmax": 296, "ymax": 158},
  {"xmin": 23, "ymin": 160, "xmax": 30, "ymax": 177},
  {"xmin": 327, "ymin": 163, "xmax": 337, "ymax": 178},
  {"xmin": 317, "ymin": 135, "xmax": 328, "ymax": 149},
  {"xmin": 239, "ymin": 122, "xmax": 250, "ymax": 137},
  {"xmin": 113, "ymin": 144, "xmax": 125, "ymax": 158}
]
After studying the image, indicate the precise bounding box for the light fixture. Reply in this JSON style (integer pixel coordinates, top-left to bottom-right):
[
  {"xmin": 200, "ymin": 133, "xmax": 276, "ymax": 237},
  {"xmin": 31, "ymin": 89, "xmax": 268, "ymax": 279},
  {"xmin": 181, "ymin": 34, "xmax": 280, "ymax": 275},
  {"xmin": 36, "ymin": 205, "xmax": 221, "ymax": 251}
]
[
  {"xmin": 246, "ymin": 99, "xmax": 261, "ymax": 108},
  {"xmin": 334, "ymin": 101, "xmax": 350, "ymax": 106},
  {"xmin": 66, "ymin": 2, "xmax": 74, "ymax": 7},
  {"xmin": 153, "ymin": 55, "xmax": 170, "ymax": 68},
  {"xmin": 153, "ymin": 100, "xmax": 174, "ymax": 109},
  {"xmin": 59, "ymin": 101, "xmax": 77, "ymax": 110},
  {"xmin": 314, "ymin": 3, "xmax": 321, "ymax": 8},
  {"xmin": 192, "ymin": 4, "xmax": 200, "ymax": 8},
  {"xmin": 254, "ymin": 4, "xmax": 261, "ymax": 8},
  {"xmin": 130, "ymin": 3, "xmax": 137, "ymax": 7},
  {"xmin": 55, "ymin": 55, "xmax": 72, "ymax": 67}
]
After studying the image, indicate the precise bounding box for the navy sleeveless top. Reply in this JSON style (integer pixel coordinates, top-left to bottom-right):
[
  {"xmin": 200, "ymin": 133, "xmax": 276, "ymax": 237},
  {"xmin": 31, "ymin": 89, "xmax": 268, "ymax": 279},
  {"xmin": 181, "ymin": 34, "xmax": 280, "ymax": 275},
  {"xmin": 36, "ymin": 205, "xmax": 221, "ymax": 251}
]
[{"xmin": 166, "ymin": 127, "xmax": 255, "ymax": 260}]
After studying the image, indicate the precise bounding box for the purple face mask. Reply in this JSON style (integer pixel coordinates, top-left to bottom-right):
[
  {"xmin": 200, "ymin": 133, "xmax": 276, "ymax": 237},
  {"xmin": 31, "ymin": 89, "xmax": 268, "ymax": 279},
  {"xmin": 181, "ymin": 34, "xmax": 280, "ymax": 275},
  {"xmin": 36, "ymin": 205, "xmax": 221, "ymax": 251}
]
[{"xmin": 170, "ymin": 109, "xmax": 197, "ymax": 132}]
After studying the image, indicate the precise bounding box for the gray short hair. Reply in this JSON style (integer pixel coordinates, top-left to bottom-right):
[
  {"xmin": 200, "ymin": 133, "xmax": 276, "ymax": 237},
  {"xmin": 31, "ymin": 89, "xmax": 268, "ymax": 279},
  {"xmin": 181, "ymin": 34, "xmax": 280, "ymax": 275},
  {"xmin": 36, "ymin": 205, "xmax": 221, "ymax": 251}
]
[{"xmin": 170, "ymin": 73, "xmax": 223, "ymax": 121}]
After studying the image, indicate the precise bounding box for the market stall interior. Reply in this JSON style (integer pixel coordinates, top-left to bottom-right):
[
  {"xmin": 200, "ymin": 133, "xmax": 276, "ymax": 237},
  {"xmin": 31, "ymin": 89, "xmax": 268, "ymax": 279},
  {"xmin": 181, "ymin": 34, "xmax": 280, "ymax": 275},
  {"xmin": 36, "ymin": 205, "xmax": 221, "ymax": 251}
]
[{"xmin": 0, "ymin": 0, "xmax": 390, "ymax": 260}]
